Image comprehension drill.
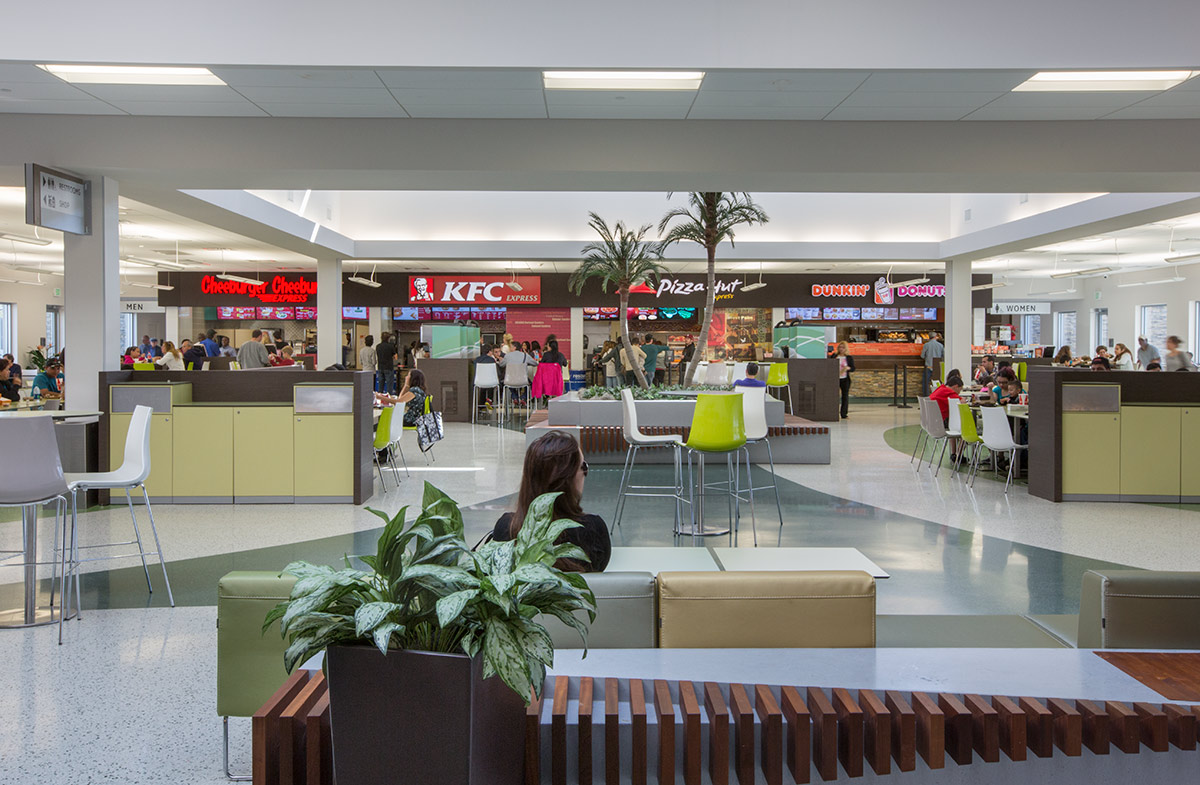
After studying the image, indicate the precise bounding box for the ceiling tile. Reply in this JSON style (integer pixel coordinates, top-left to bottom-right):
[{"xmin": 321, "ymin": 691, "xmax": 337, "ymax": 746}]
[
  {"xmin": 545, "ymin": 90, "xmax": 696, "ymax": 107},
  {"xmin": 686, "ymin": 106, "xmax": 831, "ymax": 120},
  {"xmin": 74, "ymin": 84, "xmax": 248, "ymax": 103},
  {"xmin": 984, "ymin": 91, "xmax": 1155, "ymax": 108},
  {"xmin": 547, "ymin": 104, "xmax": 690, "ymax": 119},
  {"xmin": 0, "ymin": 100, "xmax": 124, "ymax": 114},
  {"xmin": 856, "ymin": 70, "xmax": 1031, "ymax": 92},
  {"xmin": 376, "ymin": 68, "xmax": 541, "ymax": 90},
  {"xmin": 960, "ymin": 106, "xmax": 1109, "ymax": 120},
  {"xmin": 109, "ymin": 101, "xmax": 268, "ymax": 117},
  {"xmin": 1129, "ymin": 90, "xmax": 1200, "ymax": 107},
  {"xmin": 840, "ymin": 90, "xmax": 1000, "ymax": 108},
  {"xmin": 0, "ymin": 81, "xmax": 94, "ymax": 101},
  {"xmin": 692, "ymin": 90, "xmax": 848, "ymax": 108},
  {"xmin": 236, "ymin": 86, "xmax": 399, "ymax": 105},
  {"xmin": 387, "ymin": 88, "xmax": 544, "ymax": 107},
  {"xmin": 256, "ymin": 103, "xmax": 409, "ymax": 117},
  {"xmin": 1101, "ymin": 105, "xmax": 1200, "ymax": 120},
  {"xmin": 0, "ymin": 64, "xmax": 68, "ymax": 83},
  {"xmin": 211, "ymin": 67, "xmax": 384, "ymax": 88},
  {"xmin": 822, "ymin": 106, "xmax": 972, "ymax": 121},
  {"xmin": 401, "ymin": 104, "xmax": 548, "ymax": 118},
  {"xmin": 699, "ymin": 70, "xmax": 868, "ymax": 91},
  {"xmin": 1168, "ymin": 76, "xmax": 1200, "ymax": 91}
]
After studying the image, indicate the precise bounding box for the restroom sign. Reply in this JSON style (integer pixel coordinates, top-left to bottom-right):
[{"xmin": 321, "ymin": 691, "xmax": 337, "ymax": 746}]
[{"xmin": 988, "ymin": 302, "xmax": 1050, "ymax": 315}]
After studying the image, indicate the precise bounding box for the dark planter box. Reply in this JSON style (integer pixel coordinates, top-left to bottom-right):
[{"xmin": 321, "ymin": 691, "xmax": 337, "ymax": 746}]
[{"xmin": 326, "ymin": 645, "xmax": 526, "ymax": 785}]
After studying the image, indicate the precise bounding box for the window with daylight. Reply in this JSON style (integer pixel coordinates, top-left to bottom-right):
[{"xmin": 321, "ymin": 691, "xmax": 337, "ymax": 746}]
[
  {"xmin": 1056, "ymin": 311, "xmax": 1077, "ymax": 353},
  {"xmin": 1020, "ymin": 314, "xmax": 1041, "ymax": 346},
  {"xmin": 1139, "ymin": 304, "xmax": 1168, "ymax": 351},
  {"xmin": 119, "ymin": 313, "xmax": 136, "ymax": 354},
  {"xmin": 0, "ymin": 303, "xmax": 13, "ymax": 357},
  {"xmin": 45, "ymin": 306, "xmax": 62, "ymax": 355},
  {"xmin": 1093, "ymin": 308, "xmax": 1109, "ymax": 350}
]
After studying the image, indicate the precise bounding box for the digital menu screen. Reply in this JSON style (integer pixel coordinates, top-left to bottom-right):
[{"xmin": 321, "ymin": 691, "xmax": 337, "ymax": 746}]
[
  {"xmin": 341, "ymin": 306, "xmax": 368, "ymax": 320},
  {"xmin": 785, "ymin": 307, "xmax": 822, "ymax": 320},
  {"xmin": 657, "ymin": 307, "xmax": 696, "ymax": 320},
  {"xmin": 393, "ymin": 307, "xmax": 424, "ymax": 321},
  {"xmin": 629, "ymin": 307, "xmax": 659, "ymax": 321},
  {"xmin": 899, "ymin": 307, "xmax": 938, "ymax": 320},
  {"xmin": 216, "ymin": 306, "xmax": 257, "ymax": 320},
  {"xmin": 822, "ymin": 307, "xmax": 861, "ymax": 320},
  {"xmin": 432, "ymin": 307, "xmax": 472, "ymax": 321},
  {"xmin": 294, "ymin": 306, "xmax": 317, "ymax": 320},
  {"xmin": 471, "ymin": 307, "xmax": 507, "ymax": 321},
  {"xmin": 860, "ymin": 307, "xmax": 899, "ymax": 320},
  {"xmin": 256, "ymin": 306, "xmax": 294, "ymax": 320}
]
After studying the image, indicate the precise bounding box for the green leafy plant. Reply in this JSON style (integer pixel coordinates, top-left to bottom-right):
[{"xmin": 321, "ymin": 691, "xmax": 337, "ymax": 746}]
[
  {"xmin": 579, "ymin": 383, "xmax": 732, "ymax": 400},
  {"xmin": 27, "ymin": 348, "xmax": 47, "ymax": 372},
  {"xmin": 265, "ymin": 483, "xmax": 596, "ymax": 701}
]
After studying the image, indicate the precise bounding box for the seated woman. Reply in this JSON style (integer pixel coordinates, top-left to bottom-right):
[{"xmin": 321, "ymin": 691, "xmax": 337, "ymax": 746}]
[
  {"xmin": 491, "ymin": 430, "xmax": 610, "ymax": 572},
  {"xmin": 375, "ymin": 368, "xmax": 429, "ymax": 426}
]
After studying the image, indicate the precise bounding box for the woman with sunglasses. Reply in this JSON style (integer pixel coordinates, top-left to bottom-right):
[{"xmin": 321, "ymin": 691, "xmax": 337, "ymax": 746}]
[{"xmin": 490, "ymin": 430, "xmax": 610, "ymax": 572}]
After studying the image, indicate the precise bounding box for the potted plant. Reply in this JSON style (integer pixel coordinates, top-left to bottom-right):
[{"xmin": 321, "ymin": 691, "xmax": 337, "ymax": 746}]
[{"xmin": 265, "ymin": 483, "xmax": 596, "ymax": 785}]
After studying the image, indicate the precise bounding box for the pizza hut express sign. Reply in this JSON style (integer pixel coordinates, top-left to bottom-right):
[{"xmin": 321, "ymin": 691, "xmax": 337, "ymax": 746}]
[
  {"xmin": 630, "ymin": 278, "xmax": 745, "ymax": 302},
  {"xmin": 408, "ymin": 275, "xmax": 541, "ymax": 305},
  {"xmin": 200, "ymin": 274, "xmax": 317, "ymax": 303}
]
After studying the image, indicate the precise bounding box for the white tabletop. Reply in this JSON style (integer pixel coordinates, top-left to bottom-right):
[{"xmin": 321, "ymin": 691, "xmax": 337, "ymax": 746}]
[
  {"xmin": 606, "ymin": 546, "xmax": 720, "ymax": 574},
  {"xmin": 0, "ymin": 409, "xmax": 102, "ymax": 420},
  {"xmin": 710, "ymin": 546, "xmax": 889, "ymax": 578}
]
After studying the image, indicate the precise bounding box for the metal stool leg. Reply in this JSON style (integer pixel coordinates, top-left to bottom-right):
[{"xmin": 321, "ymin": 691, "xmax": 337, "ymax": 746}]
[
  {"xmin": 141, "ymin": 485, "xmax": 174, "ymax": 607},
  {"xmin": 763, "ymin": 439, "xmax": 784, "ymax": 529},
  {"xmin": 125, "ymin": 488, "xmax": 153, "ymax": 593},
  {"xmin": 224, "ymin": 716, "xmax": 252, "ymax": 781}
]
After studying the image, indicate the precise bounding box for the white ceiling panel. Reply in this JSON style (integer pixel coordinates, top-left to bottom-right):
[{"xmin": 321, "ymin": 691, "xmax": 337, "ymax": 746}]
[
  {"xmin": 692, "ymin": 90, "xmax": 848, "ymax": 108},
  {"xmin": 840, "ymin": 90, "xmax": 1001, "ymax": 108},
  {"xmin": 699, "ymin": 70, "xmax": 868, "ymax": 91},
  {"xmin": 823, "ymin": 106, "xmax": 971, "ymax": 121},
  {"xmin": 1102, "ymin": 106, "xmax": 1200, "ymax": 120},
  {"xmin": 376, "ymin": 68, "xmax": 541, "ymax": 90},
  {"xmin": 686, "ymin": 106, "xmax": 831, "ymax": 120},
  {"xmin": 402, "ymin": 104, "xmax": 547, "ymax": 118},
  {"xmin": 0, "ymin": 100, "xmax": 124, "ymax": 114},
  {"xmin": 211, "ymin": 67, "xmax": 385, "ymax": 88},
  {"xmin": 257, "ymin": 103, "xmax": 409, "ymax": 117},
  {"xmin": 961, "ymin": 106, "xmax": 1110, "ymax": 120},
  {"xmin": 856, "ymin": 70, "xmax": 1030, "ymax": 92},
  {"xmin": 1130, "ymin": 90, "xmax": 1200, "ymax": 107},
  {"xmin": 547, "ymin": 105, "xmax": 691, "ymax": 119},
  {"xmin": 111, "ymin": 101, "xmax": 268, "ymax": 117},
  {"xmin": 388, "ymin": 88, "xmax": 544, "ymax": 107},
  {"xmin": 236, "ymin": 86, "xmax": 399, "ymax": 105},
  {"xmin": 74, "ymin": 84, "xmax": 249, "ymax": 102},
  {"xmin": 985, "ymin": 91, "xmax": 1155, "ymax": 108},
  {"xmin": 1168, "ymin": 77, "xmax": 1200, "ymax": 91},
  {"xmin": 545, "ymin": 90, "xmax": 696, "ymax": 107},
  {"xmin": 0, "ymin": 81, "xmax": 95, "ymax": 101}
]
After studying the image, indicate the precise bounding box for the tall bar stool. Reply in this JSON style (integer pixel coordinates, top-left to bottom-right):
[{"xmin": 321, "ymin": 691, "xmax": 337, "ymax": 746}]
[
  {"xmin": 766, "ymin": 363, "xmax": 792, "ymax": 413},
  {"xmin": 471, "ymin": 362, "xmax": 500, "ymax": 424},
  {"xmin": 611, "ymin": 388, "xmax": 685, "ymax": 534},
  {"xmin": 683, "ymin": 392, "xmax": 747, "ymax": 540},
  {"xmin": 501, "ymin": 360, "xmax": 533, "ymax": 422},
  {"xmin": 372, "ymin": 407, "xmax": 397, "ymax": 490},
  {"xmin": 386, "ymin": 400, "xmax": 411, "ymax": 478},
  {"xmin": 0, "ymin": 417, "xmax": 71, "ymax": 639},
  {"xmin": 736, "ymin": 385, "xmax": 784, "ymax": 545},
  {"xmin": 64, "ymin": 405, "xmax": 174, "ymax": 630}
]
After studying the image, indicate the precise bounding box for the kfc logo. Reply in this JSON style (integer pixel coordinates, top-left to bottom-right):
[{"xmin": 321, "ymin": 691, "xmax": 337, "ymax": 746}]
[
  {"xmin": 408, "ymin": 276, "xmax": 541, "ymax": 305},
  {"xmin": 411, "ymin": 277, "xmax": 435, "ymax": 302}
]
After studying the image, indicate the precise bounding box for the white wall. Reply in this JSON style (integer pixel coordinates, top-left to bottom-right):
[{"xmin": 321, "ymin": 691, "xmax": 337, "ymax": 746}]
[
  {"xmin": 948, "ymin": 193, "xmax": 1105, "ymax": 237},
  {"xmin": 0, "ymin": 280, "xmax": 64, "ymax": 365}
]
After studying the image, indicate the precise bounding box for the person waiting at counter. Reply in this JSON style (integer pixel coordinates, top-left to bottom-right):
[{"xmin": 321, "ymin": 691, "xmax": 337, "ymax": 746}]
[
  {"xmin": 200, "ymin": 329, "xmax": 220, "ymax": 357},
  {"xmin": 1112, "ymin": 343, "xmax": 1135, "ymax": 370},
  {"xmin": 32, "ymin": 362, "xmax": 63, "ymax": 399},
  {"xmin": 733, "ymin": 361, "xmax": 767, "ymax": 388},
  {"xmin": 0, "ymin": 358, "xmax": 22, "ymax": 402},
  {"xmin": 375, "ymin": 333, "xmax": 398, "ymax": 393},
  {"xmin": 269, "ymin": 345, "xmax": 296, "ymax": 367},
  {"xmin": 181, "ymin": 339, "xmax": 208, "ymax": 369},
  {"xmin": 830, "ymin": 342, "xmax": 856, "ymax": 419},
  {"xmin": 599, "ymin": 341, "xmax": 620, "ymax": 388},
  {"xmin": 156, "ymin": 341, "xmax": 185, "ymax": 371},
  {"xmin": 640, "ymin": 335, "xmax": 666, "ymax": 385},
  {"xmin": 1137, "ymin": 336, "xmax": 1161, "ymax": 370},
  {"xmin": 359, "ymin": 335, "xmax": 377, "ymax": 378},
  {"xmin": 1164, "ymin": 336, "xmax": 1198, "ymax": 372},
  {"xmin": 681, "ymin": 337, "xmax": 696, "ymax": 365},
  {"xmin": 920, "ymin": 332, "xmax": 943, "ymax": 395},
  {"xmin": 1090, "ymin": 356, "xmax": 1111, "ymax": 371},
  {"xmin": 490, "ymin": 430, "xmax": 610, "ymax": 572},
  {"xmin": 236, "ymin": 329, "xmax": 271, "ymax": 369},
  {"xmin": 620, "ymin": 336, "xmax": 646, "ymax": 385},
  {"xmin": 974, "ymin": 354, "xmax": 996, "ymax": 383}
]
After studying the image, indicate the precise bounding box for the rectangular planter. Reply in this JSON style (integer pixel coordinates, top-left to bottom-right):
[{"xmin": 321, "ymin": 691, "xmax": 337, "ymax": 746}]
[{"xmin": 326, "ymin": 645, "xmax": 526, "ymax": 785}]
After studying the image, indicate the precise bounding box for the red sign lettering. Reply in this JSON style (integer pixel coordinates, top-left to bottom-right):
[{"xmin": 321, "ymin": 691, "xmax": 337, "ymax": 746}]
[
  {"xmin": 409, "ymin": 276, "xmax": 541, "ymax": 305},
  {"xmin": 200, "ymin": 274, "xmax": 316, "ymax": 303}
]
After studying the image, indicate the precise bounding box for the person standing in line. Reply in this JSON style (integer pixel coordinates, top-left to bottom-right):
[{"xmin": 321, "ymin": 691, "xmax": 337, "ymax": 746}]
[
  {"xmin": 200, "ymin": 329, "xmax": 220, "ymax": 357},
  {"xmin": 620, "ymin": 336, "xmax": 647, "ymax": 386},
  {"xmin": 359, "ymin": 334, "xmax": 377, "ymax": 387},
  {"xmin": 832, "ymin": 341, "xmax": 856, "ymax": 419},
  {"xmin": 639, "ymin": 335, "xmax": 665, "ymax": 386},
  {"xmin": 237, "ymin": 329, "xmax": 271, "ymax": 369},
  {"xmin": 1164, "ymin": 336, "xmax": 1198, "ymax": 372},
  {"xmin": 1111, "ymin": 343, "xmax": 1135, "ymax": 370},
  {"xmin": 599, "ymin": 340, "xmax": 620, "ymax": 388},
  {"xmin": 653, "ymin": 337, "xmax": 668, "ymax": 385},
  {"xmin": 920, "ymin": 333, "xmax": 943, "ymax": 395},
  {"xmin": 375, "ymin": 332, "xmax": 398, "ymax": 394},
  {"xmin": 1136, "ymin": 336, "xmax": 1161, "ymax": 370}
]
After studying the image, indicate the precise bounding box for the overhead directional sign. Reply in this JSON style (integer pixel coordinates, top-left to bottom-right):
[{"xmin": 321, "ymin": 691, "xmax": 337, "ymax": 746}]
[
  {"xmin": 25, "ymin": 163, "xmax": 90, "ymax": 235},
  {"xmin": 988, "ymin": 302, "xmax": 1050, "ymax": 315}
]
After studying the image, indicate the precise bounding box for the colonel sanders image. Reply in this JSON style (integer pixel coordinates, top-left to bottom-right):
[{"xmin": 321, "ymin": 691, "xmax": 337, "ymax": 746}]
[{"xmin": 411, "ymin": 277, "xmax": 434, "ymax": 302}]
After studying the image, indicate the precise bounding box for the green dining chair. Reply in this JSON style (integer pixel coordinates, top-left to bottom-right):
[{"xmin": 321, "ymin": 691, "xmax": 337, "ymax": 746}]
[
  {"xmin": 684, "ymin": 393, "xmax": 747, "ymax": 542},
  {"xmin": 765, "ymin": 362, "xmax": 792, "ymax": 414},
  {"xmin": 372, "ymin": 407, "xmax": 396, "ymax": 490},
  {"xmin": 133, "ymin": 363, "xmax": 154, "ymax": 371},
  {"xmin": 956, "ymin": 402, "xmax": 985, "ymax": 481},
  {"xmin": 1016, "ymin": 362, "xmax": 1027, "ymax": 383}
]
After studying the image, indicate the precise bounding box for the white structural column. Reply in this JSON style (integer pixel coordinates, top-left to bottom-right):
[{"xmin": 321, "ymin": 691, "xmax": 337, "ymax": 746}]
[
  {"xmin": 368, "ymin": 307, "xmax": 383, "ymax": 361},
  {"xmin": 316, "ymin": 258, "xmax": 343, "ymax": 369},
  {"xmin": 62, "ymin": 175, "xmax": 120, "ymax": 412},
  {"xmin": 944, "ymin": 258, "xmax": 974, "ymax": 379},
  {"xmin": 569, "ymin": 308, "xmax": 583, "ymax": 370}
]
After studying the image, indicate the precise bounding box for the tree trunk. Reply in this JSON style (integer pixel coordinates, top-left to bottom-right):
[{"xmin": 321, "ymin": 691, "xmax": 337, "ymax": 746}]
[
  {"xmin": 619, "ymin": 288, "xmax": 650, "ymax": 389},
  {"xmin": 684, "ymin": 192, "xmax": 719, "ymax": 386}
]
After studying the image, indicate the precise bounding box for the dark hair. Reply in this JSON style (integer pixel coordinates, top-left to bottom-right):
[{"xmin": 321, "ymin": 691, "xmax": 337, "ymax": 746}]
[
  {"xmin": 0, "ymin": 358, "xmax": 10, "ymax": 373},
  {"xmin": 1146, "ymin": 361, "xmax": 1162, "ymax": 371},
  {"xmin": 251, "ymin": 329, "xmax": 263, "ymax": 339},
  {"xmin": 508, "ymin": 431, "xmax": 585, "ymax": 568},
  {"xmin": 746, "ymin": 362, "xmax": 759, "ymax": 377},
  {"xmin": 197, "ymin": 333, "xmax": 207, "ymax": 342},
  {"xmin": 406, "ymin": 369, "xmax": 427, "ymax": 390},
  {"xmin": 546, "ymin": 340, "xmax": 558, "ymax": 353},
  {"xmin": 532, "ymin": 340, "xmax": 543, "ymax": 353},
  {"xmin": 982, "ymin": 354, "xmax": 995, "ymax": 362},
  {"xmin": 1054, "ymin": 346, "xmax": 1072, "ymax": 364},
  {"xmin": 364, "ymin": 334, "xmax": 374, "ymax": 347},
  {"xmin": 1095, "ymin": 346, "xmax": 1107, "ymax": 355},
  {"xmin": 1091, "ymin": 357, "xmax": 1111, "ymax": 369},
  {"xmin": 945, "ymin": 376, "xmax": 964, "ymax": 388},
  {"xmin": 996, "ymin": 367, "xmax": 1017, "ymax": 382},
  {"xmin": 977, "ymin": 374, "xmax": 993, "ymax": 386},
  {"xmin": 206, "ymin": 329, "xmax": 216, "ymax": 339},
  {"xmin": 997, "ymin": 360, "xmax": 1012, "ymax": 369},
  {"xmin": 482, "ymin": 344, "xmax": 495, "ymax": 354}
]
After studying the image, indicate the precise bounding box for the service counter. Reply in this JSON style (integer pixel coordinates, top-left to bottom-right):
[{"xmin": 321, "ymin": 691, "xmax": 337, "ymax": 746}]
[
  {"xmin": 415, "ymin": 358, "xmax": 474, "ymax": 423},
  {"xmin": 1028, "ymin": 368, "xmax": 1200, "ymax": 503},
  {"xmin": 782, "ymin": 358, "xmax": 839, "ymax": 421},
  {"xmin": 98, "ymin": 370, "xmax": 374, "ymax": 504}
]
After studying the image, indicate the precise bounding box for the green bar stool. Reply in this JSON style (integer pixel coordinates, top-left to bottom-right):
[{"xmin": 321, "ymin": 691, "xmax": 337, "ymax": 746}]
[
  {"xmin": 956, "ymin": 402, "xmax": 986, "ymax": 482},
  {"xmin": 683, "ymin": 392, "xmax": 747, "ymax": 540},
  {"xmin": 766, "ymin": 362, "xmax": 792, "ymax": 414}
]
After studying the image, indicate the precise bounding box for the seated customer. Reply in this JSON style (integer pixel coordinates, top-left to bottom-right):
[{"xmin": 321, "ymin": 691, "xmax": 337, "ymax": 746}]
[
  {"xmin": 733, "ymin": 361, "xmax": 767, "ymax": 388},
  {"xmin": 0, "ymin": 358, "xmax": 21, "ymax": 402},
  {"xmin": 491, "ymin": 430, "xmax": 610, "ymax": 572},
  {"xmin": 32, "ymin": 362, "xmax": 64, "ymax": 399},
  {"xmin": 1090, "ymin": 356, "xmax": 1111, "ymax": 371},
  {"xmin": 375, "ymin": 369, "xmax": 430, "ymax": 426},
  {"xmin": 181, "ymin": 339, "xmax": 208, "ymax": 369},
  {"xmin": 930, "ymin": 374, "xmax": 963, "ymax": 459}
]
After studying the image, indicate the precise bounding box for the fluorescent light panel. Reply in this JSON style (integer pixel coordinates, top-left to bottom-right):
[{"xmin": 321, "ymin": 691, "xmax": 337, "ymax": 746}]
[
  {"xmin": 1013, "ymin": 70, "xmax": 1198, "ymax": 92},
  {"xmin": 971, "ymin": 282, "xmax": 1009, "ymax": 291},
  {"xmin": 1165, "ymin": 251, "xmax": 1200, "ymax": 263},
  {"xmin": 889, "ymin": 277, "xmax": 929, "ymax": 288},
  {"xmin": 543, "ymin": 71, "xmax": 704, "ymax": 90},
  {"xmin": 1049, "ymin": 266, "xmax": 1112, "ymax": 279},
  {"xmin": 216, "ymin": 273, "xmax": 265, "ymax": 286},
  {"xmin": 38, "ymin": 64, "xmax": 226, "ymax": 85},
  {"xmin": 741, "ymin": 282, "xmax": 767, "ymax": 292},
  {"xmin": 129, "ymin": 281, "xmax": 175, "ymax": 291},
  {"xmin": 0, "ymin": 232, "xmax": 52, "ymax": 246},
  {"xmin": 347, "ymin": 276, "xmax": 381, "ymax": 288},
  {"xmin": 1117, "ymin": 276, "xmax": 1186, "ymax": 288}
]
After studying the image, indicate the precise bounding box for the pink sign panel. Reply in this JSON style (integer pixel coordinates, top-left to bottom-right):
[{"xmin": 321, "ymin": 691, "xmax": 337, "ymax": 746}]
[{"xmin": 505, "ymin": 307, "xmax": 572, "ymax": 360}]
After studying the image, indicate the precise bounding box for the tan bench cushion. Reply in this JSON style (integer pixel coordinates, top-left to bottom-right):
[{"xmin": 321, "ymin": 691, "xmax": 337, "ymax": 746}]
[
  {"xmin": 1080, "ymin": 569, "xmax": 1200, "ymax": 649},
  {"xmin": 657, "ymin": 570, "xmax": 875, "ymax": 648}
]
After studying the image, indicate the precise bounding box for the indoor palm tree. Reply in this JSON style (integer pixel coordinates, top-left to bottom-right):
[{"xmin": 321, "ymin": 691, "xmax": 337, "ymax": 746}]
[
  {"xmin": 658, "ymin": 193, "xmax": 770, "ymax": 385},
  {"xmin": 569, "ymin": 212, "xmax": 667, "ymax": 389}
]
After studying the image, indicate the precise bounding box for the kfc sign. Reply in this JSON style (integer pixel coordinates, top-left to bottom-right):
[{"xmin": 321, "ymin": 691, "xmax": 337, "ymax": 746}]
[
  {"xmin": 408, "ymin": 276, "xmax": 541, "ymax": 304},
  {"xmin": 200, "ymin": 274, "xmax": 317, "ymax": 303}
]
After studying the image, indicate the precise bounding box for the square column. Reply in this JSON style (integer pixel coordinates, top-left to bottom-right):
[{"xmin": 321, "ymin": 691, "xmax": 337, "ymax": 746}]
[
  {"xmin": 316, "ymin": 258, "xmax": 342, "ymax": 369},
  {"xmin": 944, "ymin": 258, "xmax": 973, "ymax": 380},
  {"xmin": 62, "ymin": 176, "xmax": 120, "ymax": 412}
]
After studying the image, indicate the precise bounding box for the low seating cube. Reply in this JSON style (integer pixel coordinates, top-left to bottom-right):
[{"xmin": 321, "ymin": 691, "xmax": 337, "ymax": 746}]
[
  {"xmin": 1077, "ymin": 570, "xmax": 1200, "ymax": 649},
  {"xmin": 217, "ymin": 570, "xmax": 298, "ymax": 718},
  {"xmin": 540, "ymin": 571, "xmax": 657, "ymax": 649},
  {"xmin": 656, "ymin": 570, "xmax": 875, "ymax": 648}
]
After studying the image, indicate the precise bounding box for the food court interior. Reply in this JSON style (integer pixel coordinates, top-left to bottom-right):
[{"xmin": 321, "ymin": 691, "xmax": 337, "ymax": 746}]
[{"xmin": 3, "ymin": 4, "xmax": 1200, "ymax": 783}]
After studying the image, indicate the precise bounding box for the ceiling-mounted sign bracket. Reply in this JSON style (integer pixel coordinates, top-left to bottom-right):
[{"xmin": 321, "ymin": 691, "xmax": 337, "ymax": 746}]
[{"xmin": 25, "ymin": 163, "xmax": 91, "ymax": 235}]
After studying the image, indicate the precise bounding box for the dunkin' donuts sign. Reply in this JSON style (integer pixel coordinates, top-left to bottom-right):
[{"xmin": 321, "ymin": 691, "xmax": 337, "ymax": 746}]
[
  {"xmin": 811, "ymin": 278, "xmax": 946, "ymax": 305},
  {"xmin": 408, "ymin": 276, "xmax": 541, "ymax": 305}
]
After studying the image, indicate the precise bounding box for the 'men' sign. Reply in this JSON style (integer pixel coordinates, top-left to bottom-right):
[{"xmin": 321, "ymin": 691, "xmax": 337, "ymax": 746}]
[
  {"xmin": 409, "ymin": 276, "xmax": 541, "ymax": 305},
  {"xmin": 200, "ymin": 275, "xmax": 317, "ymax": 303}
]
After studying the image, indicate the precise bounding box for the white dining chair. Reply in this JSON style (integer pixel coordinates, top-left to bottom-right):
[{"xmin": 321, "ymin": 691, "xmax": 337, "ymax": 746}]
[
  {"xmin": 941, "ymin": 400, "xmax": 963, "ymax": 477},
  {"xmin": 612, "ymin": 388, "xmax": 685, "ymax": 534},
  {"xmin": 979, "ymin": 405, "xmax": 1028, "ymax": 493},
  {"xmin": 471, "ymin": 362, "xmax": 500, "ymax": 424},
  {"xmin": 703, "ymin": 362, "xmax": 730, "ymax": 386},
  {"xmin": 911, "ymin": 397, "xmax": 931, "ymax": 465},
  {"xmin": 736, "ymin": 385, "xmax": 784, "ymax": 545}
]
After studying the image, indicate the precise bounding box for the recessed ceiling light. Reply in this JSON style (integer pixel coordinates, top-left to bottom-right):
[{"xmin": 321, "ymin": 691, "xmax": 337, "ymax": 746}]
[
  {"xmin": 37, "ymin": 64, "xmax": 226, "ymax": 86},
  {"xmin": 1012, "ymin": 70, "xmax": 1198, "ymax": 92},
  {"xmin": 0, "ymin": 232, "xmax": 52, "ymax": 246},
  {"xmin": 542, "ymin": 71, "xmax": 705, "ymax": 90}
]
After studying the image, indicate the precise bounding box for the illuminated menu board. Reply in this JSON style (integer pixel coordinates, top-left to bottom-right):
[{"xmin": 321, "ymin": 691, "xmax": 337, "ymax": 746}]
[
  {"xmin": 785, "ymin": 307, "xmax": 821, "ymax": 320},
  {"xmin": 294, "ymin": 306, "xmax": 317, "ymax": 320},
  {"xmin": 822, "ymin": 307, "xmax": 861, "ymax": 320},
  {"xmin": 432, "ymin": 307, "xmax": 472, "ymax": 321},
  {"xmin": 257, "ymin": 306, "xmax": 294, "ymax": 320},
  {"xmin": 216, "ymin": 306, "xmax": 257, "ymax": 320},
  {"xmin": 471, "ymin": 307, "xmax": 507, "ymax": 321},
  {"xmin": 393, "ymin": 307, "xmax": 432, "ymax": 321},
  {"xmin": 899, "ymin": 307, "xmax": 938, "ymax": 320},
  {"xmin": 341, "ymin": 306, "xmax": 368, "ymax": 320},
  {"xmin": 860, "ymin": 307, "xmax": 899, "ymax": 320}
]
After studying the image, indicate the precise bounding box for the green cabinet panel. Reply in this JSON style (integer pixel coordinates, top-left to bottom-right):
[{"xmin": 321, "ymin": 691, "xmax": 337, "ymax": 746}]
[
  {"xmin": 1061, "ymin": 411, "xmax": 1121, "ymax": 495},
  {"xmin": 1120, "ymin": 406, "xmax": 1181, "ymax": 498},
  {"xmin": 110, "ymin": 412, "xmax": 173, "ymax": 498},
  {"xmin": 1182, "ymin": 408, "xmax": 1200, "ymax": 497},
  {"xmin": 234, "ymin": 407, "xmax": 295, "ymax": 498},
  {"xmin": 293, "ymin": 414, "xmax": 353, "ymax": 498},
  {"xmin": 172, "ymin": 407, "xmax": 234, "ymax": 498}
]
